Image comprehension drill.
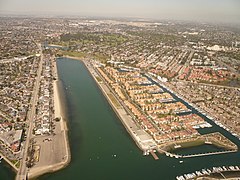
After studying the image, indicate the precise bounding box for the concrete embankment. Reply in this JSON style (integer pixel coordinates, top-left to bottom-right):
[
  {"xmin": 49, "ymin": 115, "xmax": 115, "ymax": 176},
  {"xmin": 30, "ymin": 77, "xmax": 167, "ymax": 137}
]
[
  {"xmin": 81, "ymin": 60, "xmax": 155, "ymax": 153},
  {"xmin": 59, "ymin": 55, "xmax": 152, "ymax": 151},
  {"xmin": 58, "ymin": 56, "xmax": 156, "ymax": 152},
  {"xmin": 61, "ymin": 56, "xmax": 152, "ymax": 152}
]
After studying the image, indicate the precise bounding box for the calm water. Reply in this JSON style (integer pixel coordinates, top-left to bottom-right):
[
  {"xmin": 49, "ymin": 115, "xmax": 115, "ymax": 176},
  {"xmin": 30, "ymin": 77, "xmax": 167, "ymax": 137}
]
[
  {"xmin": 1, "ymin": 57, "xmax": 240, "ymax": 180},
  {"xmin": 0, "ymin": 160, "xmax": 15, "ymax": 180},
  {"xmin": 41, "ymin": 57, "xmax": 240, "ymax": 180}
]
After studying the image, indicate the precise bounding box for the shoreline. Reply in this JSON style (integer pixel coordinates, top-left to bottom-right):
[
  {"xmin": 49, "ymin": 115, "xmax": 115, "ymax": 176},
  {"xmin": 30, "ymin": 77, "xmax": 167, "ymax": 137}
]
[
  {"xmin": 28, "ymin": 58, "xmax": 71, "ymax": 179},
  {"xmin": 62, "ymin": 56, "xmax": 155, "ymax": 153},
  {"xmin": 82, "ymin": 61, "xmax": 237, "ymax": 155},
  {"xmin": 0, "ymin": 152, "xmax": 18, "ymax": 173},
  {"xmin": 55, "ymin": 56, "xmax": 240, "ymax": 179},
  {"xmin": 60, "ymin": 56, "xmax": 239, "ymax": 152}
]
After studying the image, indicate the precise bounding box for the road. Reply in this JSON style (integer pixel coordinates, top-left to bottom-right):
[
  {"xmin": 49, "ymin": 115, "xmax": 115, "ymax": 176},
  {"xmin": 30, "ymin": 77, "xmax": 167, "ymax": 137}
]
[
  {"xmin": 178, "ymin": 79, "xmax": 240, "ymax": 90},
  {"xmin": 16, "ymin": 43, "xmax": 43, "ymax": 180}
]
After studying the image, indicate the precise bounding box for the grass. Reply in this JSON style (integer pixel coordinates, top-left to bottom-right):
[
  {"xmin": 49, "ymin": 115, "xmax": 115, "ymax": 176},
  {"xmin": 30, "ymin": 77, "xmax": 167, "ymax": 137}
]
[
  {"xmin": 93, "ymin": 52, "xmax": 109, "ymax": 63},
  {"xmin": 15, "ymin": 161, "xmax": 20, "ymax": 168},
  {"xmin": 57, "ymin": 50, "xmax": 109, "ymax": 63},
  {"xmin": 61, "ymin": 51, "xmax": 88, "ymax": 58},
  {"xmin": 107, "ymin": 93, "xmax": 121, "ymax": 108},
  {"xmin": 10, "ymin": 159, "xmax": 20, "ymax": 168},
  {"xmin": 95, "ymin": 76, "xmax": 102, "ymax": 82},
  {"xmin": 163, "ymin": 139, "xmax": 205, "ymax": 152},
  {"xmin": 59, "ymin": 32, "xmax": 128, "ymax": 47},
  {"xmin": 162, "ymin": 132, "xmax": 237, "ymax": 154},
  {"xmin": 179, "ymin": 139, "xmax": 205, "ymax": 148}
]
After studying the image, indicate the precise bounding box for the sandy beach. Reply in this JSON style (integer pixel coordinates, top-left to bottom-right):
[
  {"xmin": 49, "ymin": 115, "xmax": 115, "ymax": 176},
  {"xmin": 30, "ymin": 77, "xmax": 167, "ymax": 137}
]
[
  {"xmin": 28, "ymin": 58, "xmax": 71, "ymax": 179},
  {"xmin": 53, "ymin": 58, "xmax": 71, "ymax": 163}
]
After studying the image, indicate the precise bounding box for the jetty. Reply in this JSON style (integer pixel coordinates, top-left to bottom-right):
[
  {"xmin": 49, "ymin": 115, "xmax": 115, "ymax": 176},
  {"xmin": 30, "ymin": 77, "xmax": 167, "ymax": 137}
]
[
  {"xmin": 158, "ymin": 148, "xmax": 237, "ymax": 159},
  {"xmin": 182, "ymin": 150, "xmax": 236, "ymax": 158},
  {"xmin": 150, "ymin": 151, "xmax": 159, "ymax": 160}
]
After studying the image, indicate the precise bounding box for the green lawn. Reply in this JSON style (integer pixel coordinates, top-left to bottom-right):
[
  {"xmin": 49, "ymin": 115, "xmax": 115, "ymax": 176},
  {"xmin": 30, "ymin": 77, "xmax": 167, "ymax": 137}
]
[{"xmin": 107, "ymin": 93, "xmax": 121, "ymax": 108}]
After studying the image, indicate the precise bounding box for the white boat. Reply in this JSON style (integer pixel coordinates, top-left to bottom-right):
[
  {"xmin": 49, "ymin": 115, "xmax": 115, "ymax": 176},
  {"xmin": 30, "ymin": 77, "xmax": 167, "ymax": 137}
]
[
  {"xmin": 143, "ymin": 151, "xmax": 149, "ymax": 156},
  {"xmin": 174, "ymin": 145, "xmax": 182, "ymax": 149},
  {"xmin": 205, "ymin": 141, "xmax": 213, "ymax": 144}
]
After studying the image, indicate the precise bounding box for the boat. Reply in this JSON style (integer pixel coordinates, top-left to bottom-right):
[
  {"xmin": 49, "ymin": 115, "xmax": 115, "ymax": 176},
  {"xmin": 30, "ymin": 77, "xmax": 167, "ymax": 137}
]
[
  {"xmin": 143, "ymin": 151, "xmax": 149, "ymax": 156},
  {"xmin": 179, "ymin": 161, "xmax": 183, "ymax": 163},
  {"xmin": 205, "ymin": 141, "xmax": 213, "ymax": 145},
  {"xmin": 174, "ymin": 145, "xmax": 182, "ymax": 149},
  {"xmin": 207, "ymin": 169, "xmax": 212, "ymax": 173}
]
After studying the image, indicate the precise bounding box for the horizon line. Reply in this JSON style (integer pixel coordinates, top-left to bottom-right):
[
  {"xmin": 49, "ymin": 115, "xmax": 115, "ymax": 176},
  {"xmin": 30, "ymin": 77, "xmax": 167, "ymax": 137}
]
[{"xmin": 0, "ymin": 11, "xmax": 240, "ymax": 27}]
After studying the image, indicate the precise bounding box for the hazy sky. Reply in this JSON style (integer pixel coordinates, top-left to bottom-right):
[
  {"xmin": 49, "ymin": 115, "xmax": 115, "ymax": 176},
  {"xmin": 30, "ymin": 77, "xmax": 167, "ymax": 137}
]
[{"xmin": 0, "ymin": 0, "xmax": 240, "ymax": 23}]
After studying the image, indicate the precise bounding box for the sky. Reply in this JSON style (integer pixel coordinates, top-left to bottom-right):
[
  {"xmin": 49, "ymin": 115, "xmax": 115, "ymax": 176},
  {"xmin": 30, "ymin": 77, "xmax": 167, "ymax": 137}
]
[{"xmin": 0, "ymin": 0, "xmax": 240, "ymax": 24}]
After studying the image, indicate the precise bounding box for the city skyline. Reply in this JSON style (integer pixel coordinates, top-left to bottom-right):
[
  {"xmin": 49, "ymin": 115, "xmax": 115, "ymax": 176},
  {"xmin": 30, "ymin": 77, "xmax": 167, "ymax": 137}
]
[{"xmin": 1, "ymin": 0, "xmax": 240, "ymax": 24}]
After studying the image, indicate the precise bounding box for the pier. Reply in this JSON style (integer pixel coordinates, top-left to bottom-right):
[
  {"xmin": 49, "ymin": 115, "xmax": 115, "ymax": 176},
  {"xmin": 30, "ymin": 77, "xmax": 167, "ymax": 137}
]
[
  {"xmin": 158, "ymin": 149, "xmax": 182, "ymax": 158},
  {"xmin": 150, "ymin": 151, "xmax": 159, "ymax": 160},
  {"xmin": 176, "ymin": 165, "xmax": 240, "ymax": 180},
  {"xmin": 181, "ymin": 150, "xmax": 237, "ymax": 158},
  {"xmin": 158, "ymin": 148, "xmax": 237, "ymax": 159}
]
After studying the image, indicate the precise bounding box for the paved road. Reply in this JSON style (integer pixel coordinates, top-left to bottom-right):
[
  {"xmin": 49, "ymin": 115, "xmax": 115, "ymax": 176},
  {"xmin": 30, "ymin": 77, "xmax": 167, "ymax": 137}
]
[
  {"xmin": 16, "ymin": 43, "xmax": 43, "ymax": 180},
  {"xmin": 178, "ymin": 79, "xmax": 240, "ymax": 90}
]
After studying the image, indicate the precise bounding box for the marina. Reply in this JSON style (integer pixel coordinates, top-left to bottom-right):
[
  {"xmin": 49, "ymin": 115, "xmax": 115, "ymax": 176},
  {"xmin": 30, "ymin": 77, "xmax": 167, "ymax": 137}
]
[
  {"xmin": 147, "ymin": 74, "xmax": 240, "ymax": 149},
  {"xmin": 41, "ymin": 57, "xmax": 240, "ymax": 180},
  {"xmin": 176, "ymin": 165, "xmax": 240, "ymax": 180},
  {"xmin": 1, "ymin": 57, "xmax": 239, "ymax": 180},
  {"xmin": 0, "ymin": 7, "xmax": 239, "ymax": 180}
]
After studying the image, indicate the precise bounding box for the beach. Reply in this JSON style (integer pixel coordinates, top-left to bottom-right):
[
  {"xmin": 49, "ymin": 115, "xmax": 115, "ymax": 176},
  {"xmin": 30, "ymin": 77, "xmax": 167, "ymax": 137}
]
[{"xmin": 27, "ymin": 58, "xmax": 71, "ymax": 179}]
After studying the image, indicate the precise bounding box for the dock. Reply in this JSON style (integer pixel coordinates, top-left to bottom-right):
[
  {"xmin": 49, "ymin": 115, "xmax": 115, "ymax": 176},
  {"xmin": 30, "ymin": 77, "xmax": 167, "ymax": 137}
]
[
  {"xmin": 176, "ymin": 165, "xmax": 240, "ymax": 180},
  {"xmin": 150, "ymin": 151, "xmax": 159, "ymax": 160},
  {"xmin": 182, "ymin": 150, "xmax": 236, "ymax": 158}
]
